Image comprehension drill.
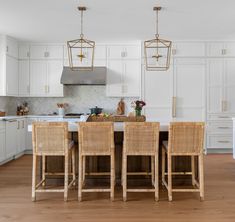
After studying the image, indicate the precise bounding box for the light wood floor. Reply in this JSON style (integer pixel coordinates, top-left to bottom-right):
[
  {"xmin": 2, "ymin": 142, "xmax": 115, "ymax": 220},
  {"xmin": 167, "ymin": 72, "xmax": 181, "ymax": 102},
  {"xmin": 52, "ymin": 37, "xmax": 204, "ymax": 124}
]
[{"xmin": 0, "ymin": 154, "xmax": 235, "ymax": 222}]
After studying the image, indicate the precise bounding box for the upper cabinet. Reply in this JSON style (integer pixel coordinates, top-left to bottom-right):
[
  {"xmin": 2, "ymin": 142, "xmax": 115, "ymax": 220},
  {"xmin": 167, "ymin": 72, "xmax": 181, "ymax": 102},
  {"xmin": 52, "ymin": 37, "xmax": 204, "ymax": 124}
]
[
  {"xmin": 106, "ymin": 44, "xmax": 141, "ymax": 97},
  {"xmin": 0, "ymin": 35, "xmax": 18, "ymax": 96},
  {"xmin": 19, "ymin": 44, "xmax": 30, "ymax": 59},
  {"xmin": 172, "ymin": 42, "xmax": 206, "ymax": 57},
  {"xmin": 107, "ymin": 45, "xmax": 141, "ymax": 60},
  {"xmin": 31, "ymin": 45, "xmax": 64, "ymax": 60},
  {"xmin": 206, "ymin": 42, "xmax": 235, "ymax": 57}
]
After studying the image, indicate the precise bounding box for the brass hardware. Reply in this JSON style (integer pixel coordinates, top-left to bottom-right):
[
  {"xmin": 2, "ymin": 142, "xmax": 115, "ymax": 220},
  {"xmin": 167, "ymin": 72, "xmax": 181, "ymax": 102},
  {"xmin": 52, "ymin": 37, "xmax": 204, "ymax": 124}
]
[
  {"xmin": 67, "ymin": 5, "xmax": 95, "ymax": 71},
  {"xmin": 17, "ymin": 121, "xmax": 20, "ymax": 130},
  {"xmin": 172, "ymin": 97, "xmax": 176, "ymax": 117},
  {"xmin": 144, "ymin": 6, "xmax": 172, "ymax": 71},
  {"xmin": 218, "ymin": 116, "xmax": 230, "ymax": 118},
  {"xmin": 218, "ymin": 141, "xmax": 230, "ymax": 143},
  {"xmin": 217, "ymin": 127, "xmax": 230, "ymax": 129},
  {"xmin": 22, "ymin": 120, "xmax": 24, "ymax": 129},
  {"xmin": 27, "ymin": 52, "xmax": 30, "ymax": 58}
]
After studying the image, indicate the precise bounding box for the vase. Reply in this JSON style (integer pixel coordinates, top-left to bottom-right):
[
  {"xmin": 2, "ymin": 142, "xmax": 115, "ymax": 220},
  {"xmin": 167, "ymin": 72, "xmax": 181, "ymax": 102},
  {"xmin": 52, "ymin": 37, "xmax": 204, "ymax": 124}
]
[
  {"xmin": 135, "ymin": 109, "xmax": 141, "ymax": 116},
  {"xmin": 58, "ymin": 108, "xmax": 65, "ymax": 116}
]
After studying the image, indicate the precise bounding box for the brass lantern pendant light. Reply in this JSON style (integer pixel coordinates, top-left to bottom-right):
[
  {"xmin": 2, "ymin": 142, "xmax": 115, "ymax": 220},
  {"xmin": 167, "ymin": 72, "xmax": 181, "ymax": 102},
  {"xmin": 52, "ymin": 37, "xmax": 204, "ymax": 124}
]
[
  {"xmin": 67, "ymin": 6, "xmax": 95, "ymax": 71},
  {"xmin": 144, "ymin": 6, "xmax": 172, "ymax": 71}
]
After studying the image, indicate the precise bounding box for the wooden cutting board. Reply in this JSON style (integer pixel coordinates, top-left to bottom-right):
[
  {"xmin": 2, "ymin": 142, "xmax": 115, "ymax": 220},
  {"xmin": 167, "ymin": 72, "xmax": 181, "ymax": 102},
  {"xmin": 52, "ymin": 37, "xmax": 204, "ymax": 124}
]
[
  {"xmin": 88, "ymin": 115, "xmax": 146, "ymax": 122},
  {"xmin": 0, "ymin": 112, "xmax": 6, "ymax": 117}
]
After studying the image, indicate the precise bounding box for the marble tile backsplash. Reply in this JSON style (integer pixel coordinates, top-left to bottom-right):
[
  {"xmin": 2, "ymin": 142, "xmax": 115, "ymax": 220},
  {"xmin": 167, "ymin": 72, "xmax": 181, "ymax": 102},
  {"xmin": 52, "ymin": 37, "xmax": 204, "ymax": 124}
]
[
  {"xmin": 7, "ymin": 86, "xmax": 138, "ymax": 115},
  {"xmin": 0, "ymin": 97, "xmax": 9, "ymax": 113}
]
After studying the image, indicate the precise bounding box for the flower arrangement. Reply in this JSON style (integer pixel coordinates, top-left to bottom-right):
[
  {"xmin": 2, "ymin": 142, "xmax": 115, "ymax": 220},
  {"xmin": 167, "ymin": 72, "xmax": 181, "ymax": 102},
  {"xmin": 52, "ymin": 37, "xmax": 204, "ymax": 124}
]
[{"xmin": 131, "ymin": 100, "xmax": 146, "ymax": 116}]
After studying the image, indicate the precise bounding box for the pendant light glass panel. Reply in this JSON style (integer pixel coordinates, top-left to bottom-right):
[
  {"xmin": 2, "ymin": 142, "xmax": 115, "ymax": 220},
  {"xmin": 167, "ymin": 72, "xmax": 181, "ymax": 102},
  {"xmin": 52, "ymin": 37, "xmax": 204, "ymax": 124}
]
[
  {"xmin": 67, "ymin": 7, "xmax": 95, "ymax": 71},
  {"xmin": 144, "ymin": 7, "xmax": 172, "ymax": 71}
]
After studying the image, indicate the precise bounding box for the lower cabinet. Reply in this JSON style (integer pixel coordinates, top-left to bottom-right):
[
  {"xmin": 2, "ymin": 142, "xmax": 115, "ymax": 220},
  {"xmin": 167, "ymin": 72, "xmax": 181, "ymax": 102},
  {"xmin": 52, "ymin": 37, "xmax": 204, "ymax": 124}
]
[
  {"xmin": 5, "ymin": 118, "xmax": 26, "ymax": 161},
  {"xmin": 0, "ymin": 121, "xmax": 6, "ymax": 163}
]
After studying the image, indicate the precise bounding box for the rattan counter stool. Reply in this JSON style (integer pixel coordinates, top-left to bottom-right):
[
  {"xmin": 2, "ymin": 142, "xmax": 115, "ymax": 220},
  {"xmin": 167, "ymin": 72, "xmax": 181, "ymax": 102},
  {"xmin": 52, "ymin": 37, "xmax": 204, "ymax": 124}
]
[
  {"xmin": 78, "ymin": 122, "xmax": 115, "ymax": 201},
  {"xmin": 32, "ymin": 122, "xmax": 76, "ymax": 202},
  {"xmin": 122, "ymin": 122, "xmax": 160, "ymax": 201},
  {"xmin": 162, "ymin": 122, "xmax": 205, "ymax": 201}
]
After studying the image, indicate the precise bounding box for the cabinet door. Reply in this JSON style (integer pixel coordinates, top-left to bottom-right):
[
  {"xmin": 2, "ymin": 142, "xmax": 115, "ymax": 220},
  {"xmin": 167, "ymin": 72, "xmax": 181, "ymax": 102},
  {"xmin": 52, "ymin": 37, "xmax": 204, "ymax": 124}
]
[
  {"xmin": 224, "ymin": 59, "xmax": 235, "ymax": 113},
  {"xmin": 30, "ymin": 45, "xmax": 47, "ymax": 59},
  {"xmin": 143, "ymin": 64, "xmax": 173, "ymax": 122},
  {"xmin": 19, "ymin": 44, "xmax": 30, "ymax": 59},
  {"xmin": 6, "ymin": 37, "xmax": 18, "ymax": 58},
  {"xmin": 95, "ymin": 45, "xmax": 106, "ymax": 60},
  {"xmin": 6, "ymin": 55, "xmax": 18, "ymax": 96},
  {"xmin": 6, "ymin": 120, "xmax": 17, "ymax": 159},
  {"xmin": 19, "ymin": 60, "xmax": 30, "ymax": 96},
  {"xmin": 207, "ymin": 42, "xmax": 224, "ymax": 57},
  {"xmin": 174, "ymin": 42, "xmax": 205, "ymax": 57},
  {"xmin": 207, "ymin": 59, "xmax": 224, "ymax": 113},
  {"xmin": 107, "ymin": 46, "xmax": 123, "ymax": 59},
  {"xmin": 122, "ymin": 60, "xmax": 141, "ymax": 97},
  {"xmin": 47, "ymin": 45, "xmax": 64, "ymax": 59},
  {"xmin": 106, "ymin": 60, "xmax": 123, "ymax": 96},
  {"xmin": 124, "ymin": 45, "xmax": 141, "ymax": 59},
  {"xmin": 30, "ymin": 60, "xmax": 47, "ymax": 96},
  {"xmin": 174, "ymin": 59, "xmax": 205, "ymax": 121},
  {"xmin": 26, "ymin": 118, "xmax": 37, "ymax": 151},
  {"xmin": 47, "ymin": 60, "xmax": 64, "ymax": 97},
  {"xmin": 20, "ymin": 119, "xmax": 26, "ymax": 152},
  {"xmin": 0, "ymin": 128, "xmax": 6, "ymax": 163}
]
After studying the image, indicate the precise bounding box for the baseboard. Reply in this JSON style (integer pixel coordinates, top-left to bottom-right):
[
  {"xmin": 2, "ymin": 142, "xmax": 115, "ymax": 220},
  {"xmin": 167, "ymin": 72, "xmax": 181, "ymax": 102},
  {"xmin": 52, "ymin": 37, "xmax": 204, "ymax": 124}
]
[
  {"xmin": 206, "ymin": 148, "xmax": 233, "ymax": 154},
  {"xmin": 24, "ymin": 150, "xmax": 33, "ymax": 155}
]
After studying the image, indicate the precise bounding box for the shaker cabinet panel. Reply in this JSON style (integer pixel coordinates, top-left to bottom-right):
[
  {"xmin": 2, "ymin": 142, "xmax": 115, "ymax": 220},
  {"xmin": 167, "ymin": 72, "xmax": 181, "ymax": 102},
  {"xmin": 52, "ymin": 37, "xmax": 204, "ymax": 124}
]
[
  {"xmin": 47, "ymin": 45, "xmax": 64, "ymax": 59},
  {"xmin": 30, "ymin": 60, "xmax": 47, "ymax": 96},
  {"xmin": 30, "ymin": 45, "xmax": 47, "ymax": 59},
  {"xmin": 174, "ymin": 42, "xmax": 205, "ymax": 57},
  {"xmin": 6, "ymin": 55, "xmax": 18, "ymax": 96},
  {"xmin": 19, "ymin": 60, "xmax": 30, "ymax": 96}
]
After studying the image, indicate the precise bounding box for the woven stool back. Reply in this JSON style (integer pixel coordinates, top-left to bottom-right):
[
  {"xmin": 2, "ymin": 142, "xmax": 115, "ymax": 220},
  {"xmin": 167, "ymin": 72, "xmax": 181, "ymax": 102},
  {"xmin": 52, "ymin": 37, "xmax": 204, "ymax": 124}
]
[
  {"xmin": 79, "ymin": 122, "xmax": 114, "ymax": 155},
  {"xmin": 32, "ymin": 122, "xmax": 68, "ymax": 156},
  {"xmin": 168, "ymin": 122, "xmax": 205, "ymax": 155},
  {"xmin": 124, "ymin": 122, "xmax": 160, "ymax": 155}
]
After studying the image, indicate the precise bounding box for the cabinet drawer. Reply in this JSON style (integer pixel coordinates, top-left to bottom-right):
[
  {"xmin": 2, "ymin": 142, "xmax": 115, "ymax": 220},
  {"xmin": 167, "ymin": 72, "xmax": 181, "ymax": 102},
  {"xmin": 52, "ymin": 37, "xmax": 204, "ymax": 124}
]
[
  {"xmin": 207, "ymin": 114, "xmax": 234, "ymax": 121},
  {"xmin": 207, "ymin": 135, "xmax": 233, "ymax": 149},
  {"xmin": 207, "ymin": 121, "xmax": 233, "ymax": 134}
]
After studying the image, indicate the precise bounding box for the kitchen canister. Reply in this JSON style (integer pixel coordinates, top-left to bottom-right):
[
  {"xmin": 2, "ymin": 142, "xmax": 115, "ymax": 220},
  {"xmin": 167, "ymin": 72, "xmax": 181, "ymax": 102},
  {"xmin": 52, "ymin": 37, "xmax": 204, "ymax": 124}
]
[{"xmin": 58, "ymin": 108, "xmax": 65, "ymax": 116}]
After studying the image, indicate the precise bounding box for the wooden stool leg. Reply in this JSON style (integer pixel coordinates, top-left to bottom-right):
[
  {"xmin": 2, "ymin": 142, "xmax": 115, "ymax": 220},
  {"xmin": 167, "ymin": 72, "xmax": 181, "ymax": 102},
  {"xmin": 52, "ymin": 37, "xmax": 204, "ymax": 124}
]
[
  {"xmin": 162, "ymin": 149, "xmax": 165, "ymax": 186},
  {"xmin": 42, "ymin": 155, "xmax": 46, "ymax": 187},
  {"xmin": 78, "ymin": 154, "xmax": 83, "ymax": 202},
  {"xmin": 32, "ymin": 154, "xmax": 37, "ymax": 202},
  {"xmin": 168, "ymin": 155, "xmax": 172, "ymax": 201},
  {"xmin": 64, "ymin": 154, "xmax": 69, "ymax": 202},
  {"xmin": 155, "ymin": 154, "xmax": 159, "ymax": 201},
  {"xmin": 191, "ymin": 156, "xmax": 196, "ymax": 186},
  {"xmin": 199, "ymin": 154, "xmax": 205, "ymax": 201},
  {"xmin": 123, "ymin": 154, "xmax": 127, "ymax": 202},
  {"xmin": 110, "ymin": 150, "xmax": 115, "ymax": 201},
  {"xmin": 82, "ymin": 156, "xmax": 86, "ymax": 184},
  {"xmin": 72, "ymin": 148, "xmax": 76, "ymax": 185},
  {"xmin": 151, "ymin": 156, "xmax": 155, "ymax": 186}
]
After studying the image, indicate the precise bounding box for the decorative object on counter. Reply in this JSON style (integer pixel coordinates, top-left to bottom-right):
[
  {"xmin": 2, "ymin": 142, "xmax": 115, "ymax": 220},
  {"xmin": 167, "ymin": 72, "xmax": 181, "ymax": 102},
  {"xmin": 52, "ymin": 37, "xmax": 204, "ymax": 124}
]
[
  {"xmin": 17, "ymin": 101, "xmax": 29, "ymax": 115},
  {"xmin": 57, "ymin": 103, "xmax": 68, "ymax": 116},
  {"xmin": 132, "ymin": 100, "xmax": 146, "ymax": 116},
  {"xmin": 144, "ymin": 6, "xmax": 172, "ymax": 71},
  {"xmin": 90, "ymin": 106, "xmax": 103, "ymax": 115},
  {"xmin": 0, "ymin": 111, "xmax": 6, "ymax": 116},
  {"xmin": 88, "ymin": 114, "xmax": 146, "ymax": 122},
  {"xmin": 67, "ymin": 6, "xmax": 95, "ymax": 71},
  {"xmin": 116, "ymin": 98, "xmax": 125, "ymax": 115}
]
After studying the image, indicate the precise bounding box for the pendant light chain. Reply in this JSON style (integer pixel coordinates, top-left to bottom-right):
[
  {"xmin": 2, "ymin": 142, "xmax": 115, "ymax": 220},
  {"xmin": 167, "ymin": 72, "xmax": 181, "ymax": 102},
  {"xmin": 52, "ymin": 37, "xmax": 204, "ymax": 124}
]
[
  {"xmin": 155, "ymin": 9, "xmax": 159, "ymax": 39},
  {"xmin": 80, "ymin": 9, "xmax": 84, "ymax": 39}
]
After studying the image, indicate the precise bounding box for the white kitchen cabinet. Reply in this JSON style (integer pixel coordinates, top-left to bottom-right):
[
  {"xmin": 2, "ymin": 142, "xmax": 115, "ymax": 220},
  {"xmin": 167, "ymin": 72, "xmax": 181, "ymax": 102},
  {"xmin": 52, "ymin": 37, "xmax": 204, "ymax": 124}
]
[
  {"xmin": 206, "ymin": 42, "xmax": 235, "ymax": 57},
  {"xmin": 18, "ymin": 60, "xmax": 30, "ymax": 96},
  {"xmin": 25, "ymin": 118, "xmax": 38, "ymax": 152},
  {"xmin": 143, "ymin": 63, "xmax": 173, "ymax": 122},
  {"xmin": 17, "ymin": 119, "xmax": 26, "ymax": 154},
  {"xmin": 95, "ymin": 45, "xmax": 107, "ymax": 60},
  {"xmin": 47, "ymin": 60, "xmax": 64, "ymax": 97},
  {"xmin": 106, "ymin": 59, "xmax": 141, "ymax": 97},
  {"xmin": 173, "ymin": 59, "xmax": 206, "ymax": 121},
  {"xmin": 19, "ymin": 44, "xmax": 30, "ymax": 59},
  {"xmin": 173, "ymin": 42, "xmax": 205, "ymax": 57},
  {"xmin": 0, "ymin": 35, "xmax": 19, "ymax": 96},
  {"xmin": 30, "ymin": 45, "xmax": 63, "ymax": 60},
  {"xmin": 30, "ymin": 60, "xmax": 63, "ymax": 97},
  {"xmin": 0, "ymin": 121, "xmax": 6, "ymax": 163},
  {"xmin": 6, "ymin": 55, "xmax": 18, "ymax": 96},
  {"xmin": 30, "ymin": 60, "xmax": 47, "ymax": 96},
  {"xmin": 6, "ymin": 36, "xmax": 18, "ymax": 59},
  {"xmin": 5, "ymin": 119, "xmax": 18, "ymax": 159},
  {"xmin": 107, "ymin": 45, "xmax": 141, "ymax": 60}
]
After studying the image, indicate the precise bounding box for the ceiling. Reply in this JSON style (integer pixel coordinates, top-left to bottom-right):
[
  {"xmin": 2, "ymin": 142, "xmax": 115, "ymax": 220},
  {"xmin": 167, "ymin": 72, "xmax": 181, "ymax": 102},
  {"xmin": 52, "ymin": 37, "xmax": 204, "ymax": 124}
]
[{"xmin": 0, "ymin": 0, "xmax": 235, "ymax": 43}]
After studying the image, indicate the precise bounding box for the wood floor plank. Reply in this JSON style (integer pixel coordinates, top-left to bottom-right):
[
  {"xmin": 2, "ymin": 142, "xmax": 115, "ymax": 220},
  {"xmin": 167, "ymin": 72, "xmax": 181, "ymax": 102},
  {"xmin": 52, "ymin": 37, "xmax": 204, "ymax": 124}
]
[{"xmin": 0, "ymin": 154, "xmax": 235, "ymax": 222}]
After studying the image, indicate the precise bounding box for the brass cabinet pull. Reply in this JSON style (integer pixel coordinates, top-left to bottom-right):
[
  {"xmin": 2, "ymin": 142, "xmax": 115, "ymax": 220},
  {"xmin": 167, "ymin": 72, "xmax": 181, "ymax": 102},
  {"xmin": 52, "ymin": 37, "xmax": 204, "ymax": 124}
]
[
  {"xmin": 172, "ymin": 97, "xmax": 176, "ymax": 118},
  {"xmin": 218, "ymin": 116, "xmax": 230, "ymax": 118},
  {"xmin": 218, "ymin": 140, "xmax": 230, "ymax": 143},
  {"xmin": 217, "ymin": 126, "xmax": 230, "ymax": 129}
]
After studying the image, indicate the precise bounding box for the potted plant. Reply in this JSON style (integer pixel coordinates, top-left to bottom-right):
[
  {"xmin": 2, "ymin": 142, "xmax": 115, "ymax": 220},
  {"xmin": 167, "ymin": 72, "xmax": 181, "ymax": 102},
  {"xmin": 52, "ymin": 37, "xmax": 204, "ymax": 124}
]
[{"xmin": 132, "ymin": 100, "xmax": 146, "ymax": 116}]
